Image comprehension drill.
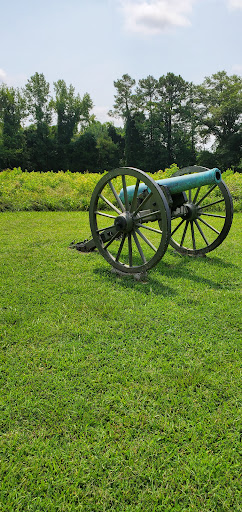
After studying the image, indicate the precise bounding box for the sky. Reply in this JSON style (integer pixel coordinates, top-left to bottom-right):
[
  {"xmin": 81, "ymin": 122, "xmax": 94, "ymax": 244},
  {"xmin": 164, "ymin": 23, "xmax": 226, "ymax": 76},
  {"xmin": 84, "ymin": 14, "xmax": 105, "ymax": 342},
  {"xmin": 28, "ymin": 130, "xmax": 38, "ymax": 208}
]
[{"xmin": 0, "ymin": 0, "xmax": 242, "ymax": 125}]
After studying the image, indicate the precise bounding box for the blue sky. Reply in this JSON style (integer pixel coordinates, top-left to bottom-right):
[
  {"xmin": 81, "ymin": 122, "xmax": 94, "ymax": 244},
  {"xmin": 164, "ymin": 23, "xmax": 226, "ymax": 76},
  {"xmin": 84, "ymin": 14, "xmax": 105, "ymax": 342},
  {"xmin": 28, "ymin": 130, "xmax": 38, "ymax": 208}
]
[{"xmin": 1, "ymin": 0, "xmax": 242, "ymax": 124}]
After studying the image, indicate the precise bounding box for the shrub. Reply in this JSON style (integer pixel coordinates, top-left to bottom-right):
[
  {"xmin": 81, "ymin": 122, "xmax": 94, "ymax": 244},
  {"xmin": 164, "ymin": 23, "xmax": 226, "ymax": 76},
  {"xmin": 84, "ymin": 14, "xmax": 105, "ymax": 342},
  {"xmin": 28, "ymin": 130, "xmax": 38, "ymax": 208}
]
[{"xmin": 0, "ymin": 166, "xmax": 241, "ymax": 212}]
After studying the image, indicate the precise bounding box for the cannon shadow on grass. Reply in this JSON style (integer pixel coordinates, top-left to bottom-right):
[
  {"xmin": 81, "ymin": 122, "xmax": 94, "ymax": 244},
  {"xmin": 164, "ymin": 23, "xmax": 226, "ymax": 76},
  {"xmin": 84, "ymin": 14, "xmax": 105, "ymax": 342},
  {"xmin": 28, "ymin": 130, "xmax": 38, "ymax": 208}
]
[
  {"xmin": 93, "ymin": 250, "xmax": 239, "ymax": 294},
  {"xmin": 93, "ymin": 267, "xmax": 176, "ymax": 297},
  {"xmin": 159, "ymin": 251, "xmax": 239, "ymax": 290}
]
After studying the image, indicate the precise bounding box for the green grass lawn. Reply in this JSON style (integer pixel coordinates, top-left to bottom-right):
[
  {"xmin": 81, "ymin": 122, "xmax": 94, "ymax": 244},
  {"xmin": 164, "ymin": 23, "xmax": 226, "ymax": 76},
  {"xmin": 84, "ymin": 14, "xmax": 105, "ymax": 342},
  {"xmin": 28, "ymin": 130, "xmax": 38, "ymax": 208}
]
[{"xmin": 0, "ymin": 211, "xmax": 241, "ymax": 512}]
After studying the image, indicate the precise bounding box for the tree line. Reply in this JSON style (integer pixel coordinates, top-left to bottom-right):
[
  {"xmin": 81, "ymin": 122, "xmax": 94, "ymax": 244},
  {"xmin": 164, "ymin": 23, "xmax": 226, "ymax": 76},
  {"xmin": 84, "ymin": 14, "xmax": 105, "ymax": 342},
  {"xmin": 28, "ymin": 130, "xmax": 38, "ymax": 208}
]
[{"xmin": 0, "ymin": 70, "xmax": 241, "ymax": 173}]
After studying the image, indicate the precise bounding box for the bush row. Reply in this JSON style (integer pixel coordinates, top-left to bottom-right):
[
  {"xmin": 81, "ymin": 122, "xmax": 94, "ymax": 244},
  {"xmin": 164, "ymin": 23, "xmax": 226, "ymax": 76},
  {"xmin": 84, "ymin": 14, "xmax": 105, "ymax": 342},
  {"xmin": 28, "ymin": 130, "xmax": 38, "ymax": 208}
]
[{"xmin": 0, "ymin": 166, "xmax": 241, "ymax": 212}]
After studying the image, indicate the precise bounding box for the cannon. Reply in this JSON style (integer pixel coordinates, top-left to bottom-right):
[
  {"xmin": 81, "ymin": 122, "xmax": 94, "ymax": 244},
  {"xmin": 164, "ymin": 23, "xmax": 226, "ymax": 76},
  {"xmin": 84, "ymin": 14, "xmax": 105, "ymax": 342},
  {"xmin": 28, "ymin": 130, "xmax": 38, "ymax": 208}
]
[{"xmin": 72, "ymin": 166, "xmax": 233, "ymax": 277}]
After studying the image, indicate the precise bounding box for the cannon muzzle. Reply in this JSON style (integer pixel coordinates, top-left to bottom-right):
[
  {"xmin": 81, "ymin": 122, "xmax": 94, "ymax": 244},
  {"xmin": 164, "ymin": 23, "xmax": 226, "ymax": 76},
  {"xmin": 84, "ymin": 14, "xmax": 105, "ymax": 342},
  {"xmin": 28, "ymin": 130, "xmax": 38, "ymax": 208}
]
[{"xmin": 119, "ymin": 168, "xmax": 221, "ymax": 203}]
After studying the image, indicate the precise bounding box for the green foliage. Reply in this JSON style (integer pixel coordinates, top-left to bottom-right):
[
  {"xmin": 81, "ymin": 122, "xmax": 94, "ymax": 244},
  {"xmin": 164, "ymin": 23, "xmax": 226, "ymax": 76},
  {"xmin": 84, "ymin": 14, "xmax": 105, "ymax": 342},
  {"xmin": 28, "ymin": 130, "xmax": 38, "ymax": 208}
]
[
  {"xmin": 0, "ymin": 211, "xmax": 241, "ymax": 511},
  {"xmin": 0, "ymin": 70, "xmax": 241, "ymax": 174},
  {"xmin": 0, "ymin": 166, "xmax": 241, "ymax": 212},
  {"xmin": 70, "ymin": 132, "xmax": 99, "ymax": 173},
  {"xmin": 81, "ymin": 122, "xmax": 122, "ymax": 171},
  {"xmin": 0, "ymin": 168, "xmax": 99, "ymax": 211},
  {"xmin": 24, "ymin": 72, "xmax": 52, "ymax": 125},
  {"xmin": 225, "ymin": 172, "xmax": 242, "ymax": 211},
  {"xmin": 156, "ymin": 73, "xmax": 190, "ymax": 166},
  {"xmin": 198, "ymin": 71, "xmax": 242, "ymax": 169},
  {"xmin": 111, "ymin": 71, "xmax": 242, "ymax": 171},
  {"xmin": 110, "ymin": 73, "xmax": 136, "ymax": 119},
  {"xmin": 51, "ymin": 80, "xmax": 94, "ymax": 171},
  {"xmin": 125, "ymin": 113, "xmax": 145, "ymax": 167},
  {"xmin": 0, "ymin": 84, "xmax": 26, "ymax": 169}
]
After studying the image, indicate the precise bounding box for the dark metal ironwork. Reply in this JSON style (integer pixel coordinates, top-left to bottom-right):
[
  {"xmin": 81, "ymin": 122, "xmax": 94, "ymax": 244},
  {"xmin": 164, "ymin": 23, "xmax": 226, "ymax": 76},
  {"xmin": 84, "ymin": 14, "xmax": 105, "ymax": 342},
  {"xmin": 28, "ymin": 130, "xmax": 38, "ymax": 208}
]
[
  {"xmin": 89, "ymin": 167, "xmax": 171, "ymax": 274},
  {"xmin": 72, "ymin": 166, "xmax": 233, "ymax": 274},
  {"xmin": 169, "ymin": 166, "xmax": 233, "ymax": 256}
]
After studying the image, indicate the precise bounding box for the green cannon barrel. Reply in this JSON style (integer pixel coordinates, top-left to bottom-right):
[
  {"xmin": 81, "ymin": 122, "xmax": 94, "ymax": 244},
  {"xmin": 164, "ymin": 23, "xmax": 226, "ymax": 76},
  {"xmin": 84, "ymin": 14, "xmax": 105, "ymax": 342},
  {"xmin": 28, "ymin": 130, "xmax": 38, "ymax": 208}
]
[{"xmin": 119, "ymin": 168, "xmax": 221, "ymax": 203}]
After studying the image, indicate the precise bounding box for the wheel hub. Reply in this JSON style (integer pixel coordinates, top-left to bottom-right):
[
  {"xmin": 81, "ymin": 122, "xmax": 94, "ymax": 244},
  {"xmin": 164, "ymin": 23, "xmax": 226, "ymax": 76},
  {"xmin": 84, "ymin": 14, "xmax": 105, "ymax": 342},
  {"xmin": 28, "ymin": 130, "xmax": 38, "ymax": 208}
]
[
  {"xmin": 183, "ymin": 202, "xmax": 200, "ymax": 221},
  {"xmin": 114, "ymin": 212, "xmax": 134, "ymax": 233}
]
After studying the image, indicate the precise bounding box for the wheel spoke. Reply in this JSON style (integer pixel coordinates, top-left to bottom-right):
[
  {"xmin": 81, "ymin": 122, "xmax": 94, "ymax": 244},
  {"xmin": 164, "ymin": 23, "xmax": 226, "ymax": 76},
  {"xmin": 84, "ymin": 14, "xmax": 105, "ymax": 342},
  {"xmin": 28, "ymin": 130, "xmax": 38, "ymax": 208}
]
[
  {"xmin": 194, "ymin": 220, "xmax": 209, "ymax": 245},
  {"xmin": 191, "ymin": 221, "xmax": 196, "ymax": 250},
  {"xmin": 136, "ymin": 223, "xmax": 163, "ymax": 234},
  {"xmin": 122, "ymin": 175, "xmax": 130, "ymax": 211},
  {"xmin": 198, "ymin": 217, "xmax": 220, "ymax": 235},
  {"xmin": 128, "ymin": 234, "xmax": 133, "ymax": 266},
  {"xmin": 116, "ymin": 234, "xmax": 126, "ymax": 261},
  {"xmin": 200, "ymin": 213, "xmax": 226, "ymax": 219},
  {"xmin": 104, "ymin": 231, "xmax": 121, "ymax": 250},
  {"xmin": 99, "ymin": 194, "xmax": 122, "ymax": 214},
  {"xmin": 180, "ymin": 221, "xmax": 189, "ymax": 247},
  {"xmin": 193, "ymin": 186, "xmax": 201, "ymax": 204},
  {"xmin": 130, "ymin": 179, "xmax": 140, "ymax": 213},
  {"xmin": 133, "ymin": 231, "xmax": 146, "ymax": 263},
  {"xmin": 90, "ymin": 167, "xmax": 171, "ymax": 273},
  {"xmin": 196, "ymin": 184, "xmax": 217, "ymax": 206},
  {"xmin": 108, "ymin": 180, "xmax": 125, "ymax": 212},
  {"xmin": 133, "ymin": 191, "xmax": 152, "ymax": 216},
  {"xmin": 168, "ymin": 169, "xmax": 233, "ymax": 257},
  {"xmin": 171, "ymin": 218, "xmax": 185, "ymax": 236},
  {"xmin": 199, "ymin": 198, "xmax": 225, "ymax": 210},
  {"xmin": 136, "ymin": 228, "xmax": 157, "ymax": 252},
  {"xmin": 95, "ymin": 211, "xmax": 117, "ymax": 219},
  {"xmin": 96, "ymin": 225, "xmax": 115, "ymax": 233}
]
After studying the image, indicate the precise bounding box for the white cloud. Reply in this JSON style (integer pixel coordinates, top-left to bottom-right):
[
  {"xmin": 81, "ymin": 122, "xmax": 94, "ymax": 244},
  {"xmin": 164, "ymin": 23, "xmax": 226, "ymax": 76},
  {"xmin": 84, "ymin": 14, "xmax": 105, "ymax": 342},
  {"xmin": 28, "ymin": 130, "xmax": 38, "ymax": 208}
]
[
  {"xmin": 0, "ymin": 68, "xmax": 7, "ymax": 82},
  {"xmin": 119, "ymin": 0, "xmax": 196, "ymax": 35},
  {"xmin": 227, "ymin": 0, "xmax": 242, "ymax": 8}
]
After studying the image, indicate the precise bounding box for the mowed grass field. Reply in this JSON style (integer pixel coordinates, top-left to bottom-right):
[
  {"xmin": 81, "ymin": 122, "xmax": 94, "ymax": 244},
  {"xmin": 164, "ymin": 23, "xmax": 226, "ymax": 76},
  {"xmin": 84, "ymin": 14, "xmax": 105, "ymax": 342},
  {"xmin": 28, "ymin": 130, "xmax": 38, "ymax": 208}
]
[{"xmin": 0, "ymin": 211, "xmax": 241, "ymax": 511}]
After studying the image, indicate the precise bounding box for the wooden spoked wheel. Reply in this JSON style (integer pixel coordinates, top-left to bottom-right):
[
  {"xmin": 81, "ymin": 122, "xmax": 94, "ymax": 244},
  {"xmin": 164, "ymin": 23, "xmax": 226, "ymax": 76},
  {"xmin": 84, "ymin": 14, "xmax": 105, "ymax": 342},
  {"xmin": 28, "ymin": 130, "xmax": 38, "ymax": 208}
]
[
  {"xmin": 89, "ymin": 167, "xmax": 171, "ymax": 273},
  {"xmin": 169, "ymin": 166, "xmax": 233, "ymax": 256}
]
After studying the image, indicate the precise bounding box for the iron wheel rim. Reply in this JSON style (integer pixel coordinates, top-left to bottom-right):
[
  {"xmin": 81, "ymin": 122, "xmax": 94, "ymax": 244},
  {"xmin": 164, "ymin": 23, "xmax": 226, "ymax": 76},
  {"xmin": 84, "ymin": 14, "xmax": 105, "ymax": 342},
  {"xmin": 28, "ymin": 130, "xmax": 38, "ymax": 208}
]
[
  {"xmin": 89, "ymin": 167, "xmax": 171, "ymax": 273},
  {"xmin": 169, "ymin": 166, "xmax": 233, "ymax": 256}
]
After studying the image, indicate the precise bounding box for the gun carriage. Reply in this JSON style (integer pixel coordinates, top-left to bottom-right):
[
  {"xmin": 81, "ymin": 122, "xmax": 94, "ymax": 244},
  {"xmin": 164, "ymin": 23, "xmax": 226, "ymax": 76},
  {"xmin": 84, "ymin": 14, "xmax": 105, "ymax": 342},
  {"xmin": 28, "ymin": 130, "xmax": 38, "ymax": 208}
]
[{"xmin": 73, "ymin": 166, "xmax": 233, "ymax": 276}]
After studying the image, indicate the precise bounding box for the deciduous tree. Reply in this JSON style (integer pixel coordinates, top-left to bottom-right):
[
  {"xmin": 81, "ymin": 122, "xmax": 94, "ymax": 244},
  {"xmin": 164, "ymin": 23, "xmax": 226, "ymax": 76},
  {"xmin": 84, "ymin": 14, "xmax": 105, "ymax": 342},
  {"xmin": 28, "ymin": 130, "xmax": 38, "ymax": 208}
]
[
  {"xmin": 156, "ymin": 73, "xmax": 190, "ymax": 167},
  {"xmin": 0, "ymin": 85, "xmax": 25, "ymax": 169},
  {"xmin": 198, "ymin": 71, "xmax": 242, "ymax": 168},
  {"xmin": 24, "ymin": 72, "xmax": 52, "ymax": 170}
]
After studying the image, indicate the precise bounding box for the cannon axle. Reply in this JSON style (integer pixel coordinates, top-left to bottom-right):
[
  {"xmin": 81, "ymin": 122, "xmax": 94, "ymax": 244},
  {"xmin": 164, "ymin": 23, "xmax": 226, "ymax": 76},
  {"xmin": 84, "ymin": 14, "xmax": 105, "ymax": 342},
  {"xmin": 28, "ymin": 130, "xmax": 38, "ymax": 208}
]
[
  {"xmin": 181, "ymin": 202, "xmax": 201, "ymax": 221},
  {"xmin": 114, "ymin": 212, "xmax": 134, "ymax": 233}
]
